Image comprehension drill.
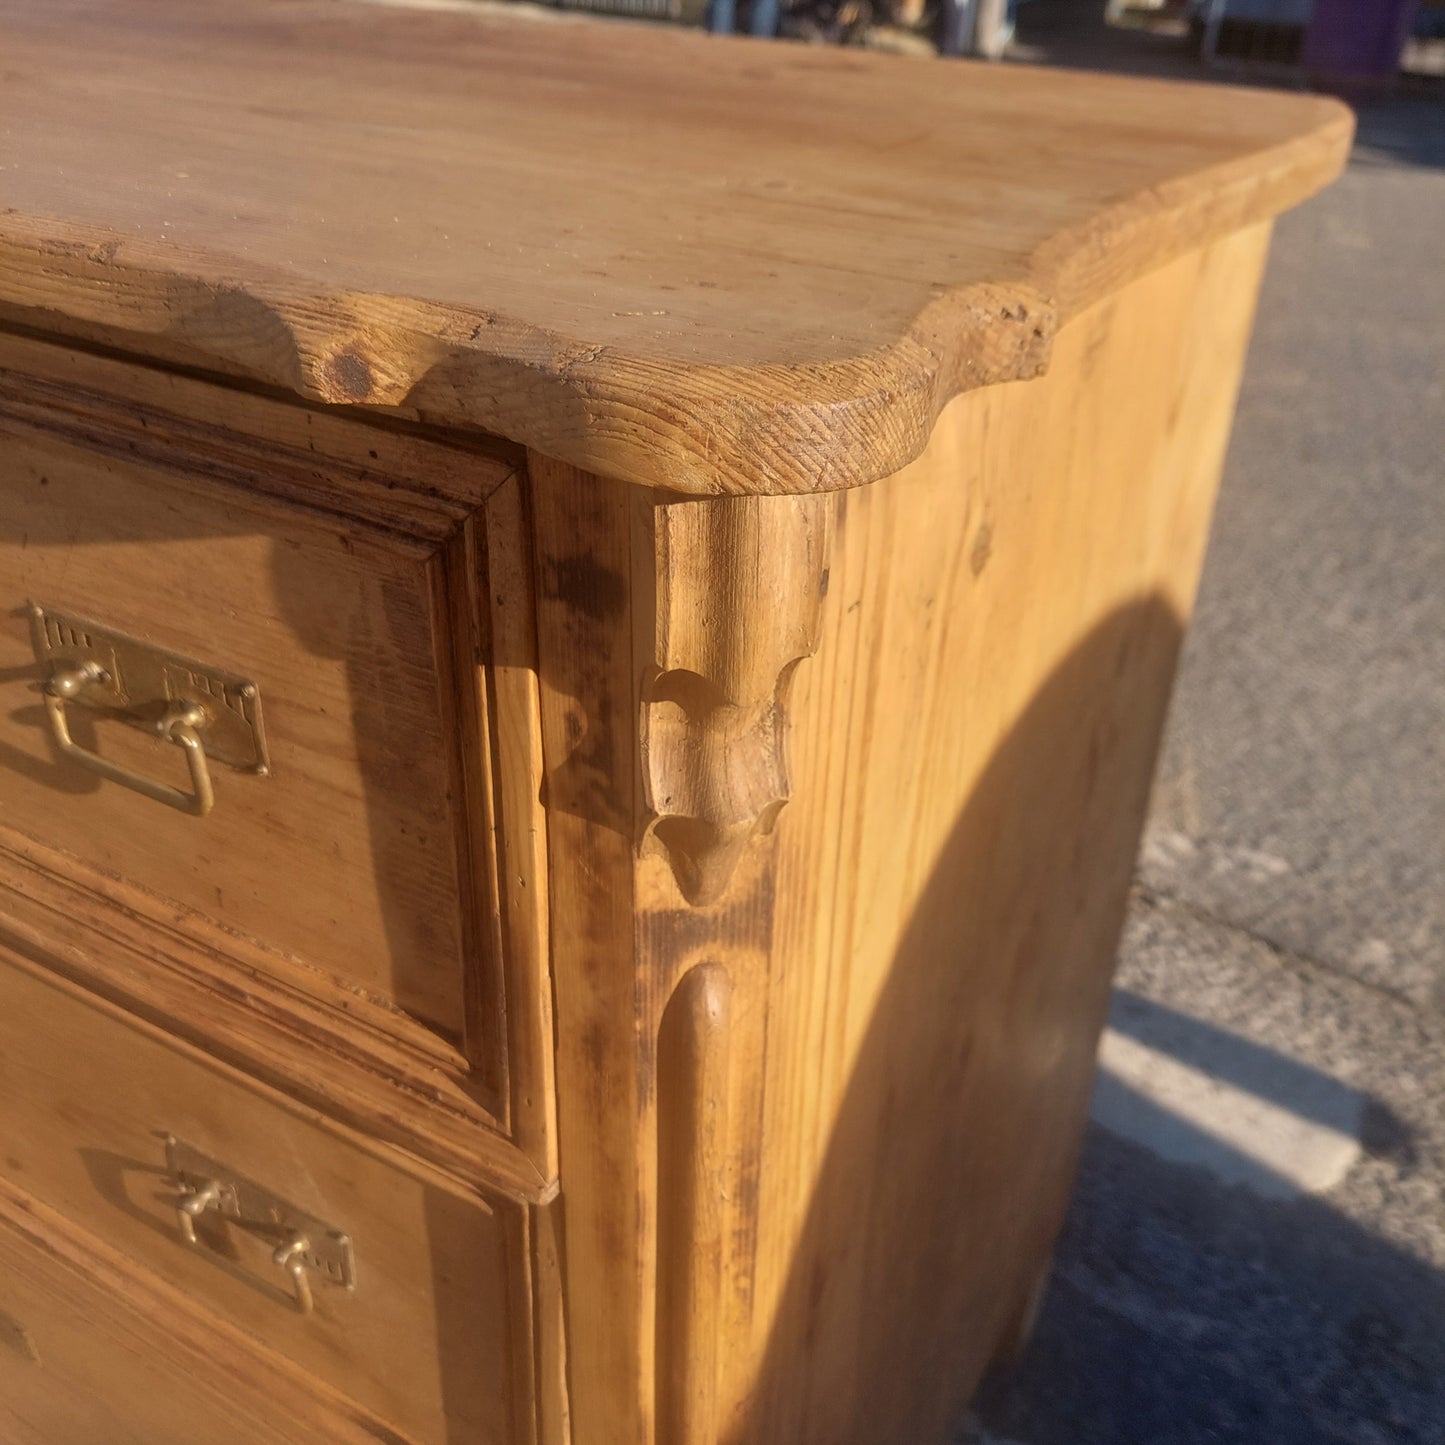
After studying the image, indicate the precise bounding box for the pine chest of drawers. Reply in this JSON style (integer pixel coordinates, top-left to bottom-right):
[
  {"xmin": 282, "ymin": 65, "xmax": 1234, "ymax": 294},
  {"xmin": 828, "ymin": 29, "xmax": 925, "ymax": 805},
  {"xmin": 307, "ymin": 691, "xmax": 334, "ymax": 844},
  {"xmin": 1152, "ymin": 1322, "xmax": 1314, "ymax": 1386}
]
[{"xmin": 0, "ymin": 4, "xmax": 1348, "ymax": 1442}]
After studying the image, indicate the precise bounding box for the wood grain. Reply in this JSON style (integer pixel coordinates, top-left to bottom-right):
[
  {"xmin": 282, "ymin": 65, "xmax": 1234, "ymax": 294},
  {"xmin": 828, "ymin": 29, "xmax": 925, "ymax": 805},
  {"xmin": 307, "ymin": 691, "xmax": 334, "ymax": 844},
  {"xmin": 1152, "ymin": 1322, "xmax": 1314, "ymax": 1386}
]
[
  {"xmin": 475, "ymin": 472, "xmax": 560, "ymax": 1177},
  {"xmin": 0, "ymin": 0, "xmax": 1350, "ymax": 494},
  {"xmin": 530, "ymin": 222, "xmax": 1272, "ymax": 1445},
  {"xmin": 0, "ymin": 944, "xmax": 531, "ymax": 1445},
  {"xmin": 0, "ymin": 372, "xmax": 486, "ymax": 1039},
  {"xmin": 530, "ymin": 458, "xmax": 653, "ymax": 1441},
  {"xmin": 0, "ymin": 329, "xmax": 523, "ymax": 528},
  {"xmin": 0, "ymin": 1175, "xmax": 421, "ymax": 1445},
  {"xmin": 738, "ymin": 220, "xmax": 1274, "ymax": 1445},
  {"xmin": 0, "ymin": 821, "xmax": 549, "ymax": 1200},
  {"xmin": 530, "ymin": 1199, "xmax": 573, "ymax": 1445},
  {"xmin": 0, "ymin": 332, "xmax": 562, "ymax": 1182}
]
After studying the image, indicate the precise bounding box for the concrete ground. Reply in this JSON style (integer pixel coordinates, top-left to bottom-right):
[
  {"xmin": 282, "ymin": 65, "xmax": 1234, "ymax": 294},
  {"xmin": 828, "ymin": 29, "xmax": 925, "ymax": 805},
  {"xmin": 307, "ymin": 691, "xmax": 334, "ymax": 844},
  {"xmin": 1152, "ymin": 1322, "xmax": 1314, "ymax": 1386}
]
[{"xmin": 968, "ymin": 7, "xmax": 1445, "ymax": 1442}]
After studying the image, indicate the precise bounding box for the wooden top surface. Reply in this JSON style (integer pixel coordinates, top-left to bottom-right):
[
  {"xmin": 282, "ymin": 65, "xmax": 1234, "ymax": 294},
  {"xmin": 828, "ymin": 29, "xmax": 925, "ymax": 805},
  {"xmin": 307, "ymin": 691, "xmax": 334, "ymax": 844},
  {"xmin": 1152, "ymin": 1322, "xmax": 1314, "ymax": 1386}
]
[{"xmin": 0, "ymin": 1, "xmax": 1351, "ymax": 494}]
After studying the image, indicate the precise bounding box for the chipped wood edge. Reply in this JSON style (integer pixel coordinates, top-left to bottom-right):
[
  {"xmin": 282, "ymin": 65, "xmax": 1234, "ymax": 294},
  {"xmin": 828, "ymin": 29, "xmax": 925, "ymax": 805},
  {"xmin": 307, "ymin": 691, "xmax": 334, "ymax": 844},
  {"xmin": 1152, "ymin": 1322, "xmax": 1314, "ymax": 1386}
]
[{"xmin": 0, "ymin": 103, "xmax": 1350, "ymax": 498}]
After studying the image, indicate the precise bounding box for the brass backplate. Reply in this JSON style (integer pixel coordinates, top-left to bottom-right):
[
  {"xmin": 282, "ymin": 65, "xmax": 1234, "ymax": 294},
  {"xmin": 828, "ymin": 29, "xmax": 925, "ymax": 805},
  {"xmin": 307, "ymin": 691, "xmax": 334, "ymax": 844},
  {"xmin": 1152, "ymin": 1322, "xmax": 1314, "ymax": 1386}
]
[
  {"xmin": 164, "ymin": 1136, "xmax": 356, "ymax": 1292},
  {"xmin": 29, "ymin": 603, "xmax": 268, "ymax": 774}
]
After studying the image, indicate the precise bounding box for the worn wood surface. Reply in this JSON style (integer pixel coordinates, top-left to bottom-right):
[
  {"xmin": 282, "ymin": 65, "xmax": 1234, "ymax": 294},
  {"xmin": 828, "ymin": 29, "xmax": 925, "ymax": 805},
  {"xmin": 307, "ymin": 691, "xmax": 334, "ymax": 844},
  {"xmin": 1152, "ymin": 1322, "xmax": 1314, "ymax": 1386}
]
[
  {"xmin": 0, "ymin": 333, "xmax": 504, "ymax": 1035},
  {"xmin": 0, "ymin": 420, "xmax": 479, "ymax": 1034},
  {"xmin": 530, "ymin": 222, "xmax": 1271, "ymax": 1445},
  {"xmin": 0, "ymin": 1176, "xmax": 421, "ymax": 1445},
  {"xmin": 739, "ymin": 221, "xmax": 1273, "ymax": 1445},
  {"xmin": 0, "ymin": 10, "xmax": 1343, "ymax": 1438},
  {"xmin": 0, "ymin": 821, "xmax": 549, "ymax": 1199},
  {"xmin": 0, "ymin": 332, "xmax": 560, "ymax": 1186},
  {"xmin": 0, "ymin": 0, "xmax": 1348, "ymax": 494},
  {"xmin": 0, "ymin": 945, "xmax": 531, "ymax": 1445}
]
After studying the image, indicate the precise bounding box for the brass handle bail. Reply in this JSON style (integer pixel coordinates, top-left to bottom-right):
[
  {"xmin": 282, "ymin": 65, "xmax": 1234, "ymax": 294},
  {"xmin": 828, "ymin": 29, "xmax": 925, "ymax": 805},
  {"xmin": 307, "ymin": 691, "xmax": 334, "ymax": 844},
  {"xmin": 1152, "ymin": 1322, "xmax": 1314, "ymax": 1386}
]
[
  {"xmin": 272, "ymin": 1233, "xmax": 316, "ymax": 1315},
  {"xmin": 42, "ymin": 674, "xmax": 216, "ymax": 816},
  {"xmin": 174, "ymin": 1178, "xmax": 223, "ymax": 1245}
]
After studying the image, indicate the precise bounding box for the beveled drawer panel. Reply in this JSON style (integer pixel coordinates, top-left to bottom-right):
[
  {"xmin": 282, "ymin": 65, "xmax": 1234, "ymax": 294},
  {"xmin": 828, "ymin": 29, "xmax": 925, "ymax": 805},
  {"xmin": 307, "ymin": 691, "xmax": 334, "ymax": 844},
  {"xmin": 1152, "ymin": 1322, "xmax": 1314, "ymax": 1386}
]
[
  {"xmin": 0, "ymin": 413, "xmax": 492, "ymax": 1046},
  {"xmin": 0, "ymin": 950, "xmax": 529, "ymax": 1445},
  {"xmin": 0, "ymin": 332, "xmax": 559, "ymax": 1185}
]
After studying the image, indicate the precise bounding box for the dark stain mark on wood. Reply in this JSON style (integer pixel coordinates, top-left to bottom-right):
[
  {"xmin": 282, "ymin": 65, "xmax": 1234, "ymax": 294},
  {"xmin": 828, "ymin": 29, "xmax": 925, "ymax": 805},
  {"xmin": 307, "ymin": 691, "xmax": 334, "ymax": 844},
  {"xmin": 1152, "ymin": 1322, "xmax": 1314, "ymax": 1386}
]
[{"xmin": 543, "ymin": 552, "xmax": 627, "ymax": 621}]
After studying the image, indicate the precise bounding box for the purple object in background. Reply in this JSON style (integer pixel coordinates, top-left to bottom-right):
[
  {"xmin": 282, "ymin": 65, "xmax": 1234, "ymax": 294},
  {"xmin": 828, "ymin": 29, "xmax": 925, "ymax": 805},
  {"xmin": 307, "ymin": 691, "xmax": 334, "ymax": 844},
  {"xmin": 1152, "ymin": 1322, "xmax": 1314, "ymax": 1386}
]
[{"xmin": 1305, "ymin": 0, "xmax": 1422, "ymax": 80}]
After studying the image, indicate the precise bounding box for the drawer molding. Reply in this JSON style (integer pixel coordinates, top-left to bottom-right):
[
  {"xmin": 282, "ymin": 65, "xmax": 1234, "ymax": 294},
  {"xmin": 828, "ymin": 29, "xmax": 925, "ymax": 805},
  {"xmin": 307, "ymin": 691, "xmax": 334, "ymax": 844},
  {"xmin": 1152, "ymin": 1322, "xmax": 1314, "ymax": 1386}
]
[
  {"xmin": 0, "ymin": 333, "xmax": 559, "ymax": 1183},
  {"xmin": 0, "ymin": 817, "xmax": 552, "ymax": 1202},
  {"xmin": 0, "ymin": 332, "xmax": 516, "ymax": 541},
  {"xmin": 0, "ymin": 363, "xmax": 511, "ymax": 1058}
]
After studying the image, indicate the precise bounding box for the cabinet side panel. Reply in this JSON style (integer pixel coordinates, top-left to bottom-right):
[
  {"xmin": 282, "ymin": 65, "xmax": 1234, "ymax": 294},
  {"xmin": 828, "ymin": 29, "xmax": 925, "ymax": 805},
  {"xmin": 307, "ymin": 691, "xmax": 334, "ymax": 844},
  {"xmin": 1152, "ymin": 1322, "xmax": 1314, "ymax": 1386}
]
[
  {"xmin": 743, "ymin": 222, "xmax": 1273, "ymax": 1444},
  {"xmin": 531, "ymin": 223, "xmax": 1272, "ymax": 1445}
]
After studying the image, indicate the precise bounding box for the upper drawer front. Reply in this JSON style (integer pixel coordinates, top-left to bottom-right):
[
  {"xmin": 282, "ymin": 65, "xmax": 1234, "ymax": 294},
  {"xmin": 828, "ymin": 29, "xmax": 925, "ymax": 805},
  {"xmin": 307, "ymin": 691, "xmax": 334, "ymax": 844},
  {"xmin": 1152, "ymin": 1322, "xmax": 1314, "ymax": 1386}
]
[
  {"xmin": 0, "ymin": 950, "xmax": 526, "ymax": 1445},
  {"xmin": 0, "ymin": 422, "xmax": 485, "ymax": 1044}
]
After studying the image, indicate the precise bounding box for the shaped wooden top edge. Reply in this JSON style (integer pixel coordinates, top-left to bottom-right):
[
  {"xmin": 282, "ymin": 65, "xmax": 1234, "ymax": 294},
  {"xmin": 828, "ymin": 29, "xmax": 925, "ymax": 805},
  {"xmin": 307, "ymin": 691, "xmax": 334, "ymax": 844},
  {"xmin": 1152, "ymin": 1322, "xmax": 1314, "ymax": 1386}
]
[
  {"xmin": 0, "ymin": 95, "xmax": 1350, "ymax": 499},
  {"xmin": 1030, "ymin": 95, "xmax": 1354, "ymax": 318}
]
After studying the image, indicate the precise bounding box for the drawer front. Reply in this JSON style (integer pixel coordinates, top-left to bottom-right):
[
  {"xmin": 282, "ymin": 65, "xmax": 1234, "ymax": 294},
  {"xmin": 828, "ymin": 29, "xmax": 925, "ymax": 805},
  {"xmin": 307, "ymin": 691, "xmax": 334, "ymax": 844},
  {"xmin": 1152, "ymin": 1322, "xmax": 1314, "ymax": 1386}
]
[
  {"xmin": 0, "ymin": 426, "xmax": 482, "ymax": 1042},
  {"xmin": 0, "ymin": 951, "xmax": 527, "ymax": 1445},
  {"xmin": 0, "ymin": 1249, "xmax": 234, "ymax": 1445},
  {"xmin": 0, "ymin": 1183, "xmax": 403, "ymax": 1445}
]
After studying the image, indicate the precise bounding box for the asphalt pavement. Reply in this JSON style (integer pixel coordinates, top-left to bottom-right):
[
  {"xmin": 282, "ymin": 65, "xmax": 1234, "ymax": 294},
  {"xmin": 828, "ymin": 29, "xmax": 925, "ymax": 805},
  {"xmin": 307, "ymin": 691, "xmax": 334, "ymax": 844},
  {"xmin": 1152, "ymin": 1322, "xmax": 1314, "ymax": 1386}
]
[{"xmin": 966, "ymin": 10, "xmax": 1444, "ymax": 1443}]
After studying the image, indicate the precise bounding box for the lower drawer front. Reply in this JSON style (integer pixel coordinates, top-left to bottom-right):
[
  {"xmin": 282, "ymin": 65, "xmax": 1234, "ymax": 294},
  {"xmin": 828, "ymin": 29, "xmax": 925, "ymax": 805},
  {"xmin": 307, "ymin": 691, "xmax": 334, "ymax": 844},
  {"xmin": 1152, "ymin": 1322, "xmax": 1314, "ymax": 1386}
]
[
  {"xmin": 0, "ymin": 952, "xmax": 525, "ymax": 1445},
  {"xmin": 0, "ymin": 1183, "xmax": 399, "ymax": 1445}
]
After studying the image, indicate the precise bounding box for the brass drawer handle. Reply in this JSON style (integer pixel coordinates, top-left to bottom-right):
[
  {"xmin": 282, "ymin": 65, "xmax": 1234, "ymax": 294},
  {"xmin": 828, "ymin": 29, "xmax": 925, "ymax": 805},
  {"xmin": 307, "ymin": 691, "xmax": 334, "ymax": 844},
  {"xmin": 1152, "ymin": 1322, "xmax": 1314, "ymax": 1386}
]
[
  {"xmin": 44, "ymin": 667, "xmax": 215, "ymax": 817},
  {"xmin": 165, "ymin": 1137, "xmax": 355, "ymax": 1317},
  {"xmin": 176, "ymin": 1184, "xmax": 314, "ymax": 1312},
  {"xmin": 174, "ymin": 1177, "xmax": 224, "ymax": 1244},
  {"xmin": 28, "ymin": 604, "xmax": 269, "ymax": 817}
]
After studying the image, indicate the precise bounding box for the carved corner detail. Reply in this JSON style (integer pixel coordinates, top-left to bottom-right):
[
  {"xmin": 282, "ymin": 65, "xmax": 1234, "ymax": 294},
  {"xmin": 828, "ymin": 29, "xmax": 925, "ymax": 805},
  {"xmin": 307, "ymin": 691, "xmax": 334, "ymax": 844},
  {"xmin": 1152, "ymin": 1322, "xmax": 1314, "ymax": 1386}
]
[{"xmin": 641, "ymin": 494, "xmax": 831, "ymax": 906}]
